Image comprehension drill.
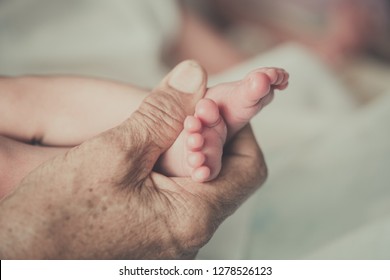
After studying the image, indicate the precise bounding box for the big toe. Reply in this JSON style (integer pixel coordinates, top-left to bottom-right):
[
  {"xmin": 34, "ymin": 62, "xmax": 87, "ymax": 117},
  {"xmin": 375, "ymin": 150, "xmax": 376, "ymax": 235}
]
[
  {"xmin": 242, "ymin": 71, "xmax": 272, "ymax": 105},
  {"xmin": 195, "ymin": 98, "xmax": 221, "ymax": 127}
]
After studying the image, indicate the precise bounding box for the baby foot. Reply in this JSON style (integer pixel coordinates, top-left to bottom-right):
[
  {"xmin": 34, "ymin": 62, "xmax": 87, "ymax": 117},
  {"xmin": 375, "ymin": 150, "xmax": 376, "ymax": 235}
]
[
  {"xmin": 206, "ymin": 67, "xmax": 289, "ymax": 139},
  {"xmin": 157, "ymin": 98, "xmax": 227, "ymax": 182},
  {"xmin": 157, "ymin": 67, "xmax": 289, "ymax": 182}
]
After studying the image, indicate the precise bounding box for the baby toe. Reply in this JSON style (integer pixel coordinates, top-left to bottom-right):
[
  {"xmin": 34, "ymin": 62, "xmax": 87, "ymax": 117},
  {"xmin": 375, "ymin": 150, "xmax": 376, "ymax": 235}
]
[
  {"xmin": 281, "ymin": 71, "xmax": 290, "ymax": 86},
  {"xmin": 244, "ymin": 71, "xmax": 272, "ymax": 102},
  {"xmin": 192, "ymin": 166, "xmax": 211, "ymax": 182},
  {"xmin": 195, "ymin": 99, "xmax": 221, "ymax": 127},
  {"xmin": 273, "ymin": 70, "xmax": 289, "ymax": 90},
  {"xmin": 184, "ymin": 115, "xmax": 202, "ymax": 133},
  {"xmin": 187, "ymin": 152, "xmax": 205, "ymax": 168},
  {"xmin": 187, "ymin": 133, "xmax": 204, "ymax": 151},
  {"xmin": 274, "ymin": 82, "xmax": 289, "ymax": 90}
]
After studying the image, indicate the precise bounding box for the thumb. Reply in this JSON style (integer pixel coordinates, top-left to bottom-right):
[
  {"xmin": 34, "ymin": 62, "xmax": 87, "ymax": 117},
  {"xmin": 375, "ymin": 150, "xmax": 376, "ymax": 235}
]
[{"xmin": 115, "ymin": 60, "xmax": 207, "ymax": 176}]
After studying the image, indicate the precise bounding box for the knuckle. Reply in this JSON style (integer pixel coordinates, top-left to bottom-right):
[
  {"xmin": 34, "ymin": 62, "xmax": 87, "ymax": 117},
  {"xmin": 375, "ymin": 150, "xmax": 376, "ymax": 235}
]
[{"xmin": 136, "ymin": 92, "xmax": 187, "ymax": 146}]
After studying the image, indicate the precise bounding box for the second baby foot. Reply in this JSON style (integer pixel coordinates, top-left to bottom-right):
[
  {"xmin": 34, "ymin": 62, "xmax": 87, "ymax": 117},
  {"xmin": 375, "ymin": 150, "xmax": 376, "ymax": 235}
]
[
  {"xmin": 157, "ymin": 98, "xmax": 227, "ymax": 182},
  {"xmin": 206, "ymin": 67, "xmax": 289, "ymax": 138}
]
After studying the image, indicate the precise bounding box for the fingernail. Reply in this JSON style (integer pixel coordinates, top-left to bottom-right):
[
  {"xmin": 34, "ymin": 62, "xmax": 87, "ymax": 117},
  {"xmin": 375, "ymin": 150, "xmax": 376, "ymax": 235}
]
[{"xmin": 168, "ymin": 60, "xmax": 204, "ymax": 94}]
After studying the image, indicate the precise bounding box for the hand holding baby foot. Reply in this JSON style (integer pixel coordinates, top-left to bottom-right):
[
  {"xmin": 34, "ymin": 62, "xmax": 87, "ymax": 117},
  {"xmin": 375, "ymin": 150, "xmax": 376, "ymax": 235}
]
[
  {"xmin": 0, "ymin": 60, "xmax": 267, "ymax": 259},
  {"xmin": 158, "ymin": 66, "xmax": 289, "ymax": 182}
]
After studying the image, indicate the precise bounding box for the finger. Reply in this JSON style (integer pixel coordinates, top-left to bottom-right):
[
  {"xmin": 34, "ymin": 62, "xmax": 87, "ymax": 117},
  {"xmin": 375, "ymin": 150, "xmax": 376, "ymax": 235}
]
[
  {"xmin": 203, "ymin": 125, "xmax": 267, "ymax": 219},
  {"xmin": 114, "ymin": 60, "xmax": 208, "ymax": 176},
  {"xmin": 224, "ymin": 125, "xmax": 263, "ymax": 159}
]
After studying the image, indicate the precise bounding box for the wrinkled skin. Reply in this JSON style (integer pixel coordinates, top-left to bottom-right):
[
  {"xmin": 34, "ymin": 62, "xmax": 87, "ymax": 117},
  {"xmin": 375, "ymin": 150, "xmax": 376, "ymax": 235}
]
[{"xmin": 0, "ymin": 61, "xmax": 266, "ymax": 259}]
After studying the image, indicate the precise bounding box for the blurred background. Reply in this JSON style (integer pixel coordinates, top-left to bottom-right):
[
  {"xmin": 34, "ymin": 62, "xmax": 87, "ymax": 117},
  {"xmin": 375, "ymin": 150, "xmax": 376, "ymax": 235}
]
[
  {"xmin": 184, "ymin": 0, "xmax": 390, "ymax": 102},
  {"xmin": 183, "ymin": 0, "xmax": 390, "ymax": 259},
  {"xmin": 1, "ymin": 0, "xmax": 390, "ymax": 259}
]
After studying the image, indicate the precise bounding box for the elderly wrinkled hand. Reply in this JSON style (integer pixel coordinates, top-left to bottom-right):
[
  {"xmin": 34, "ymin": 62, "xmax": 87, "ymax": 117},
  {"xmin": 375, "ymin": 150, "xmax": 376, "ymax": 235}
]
[{"xmin": 0, "ymin": 61, "xmax": 267, "ymax": 259}]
